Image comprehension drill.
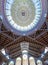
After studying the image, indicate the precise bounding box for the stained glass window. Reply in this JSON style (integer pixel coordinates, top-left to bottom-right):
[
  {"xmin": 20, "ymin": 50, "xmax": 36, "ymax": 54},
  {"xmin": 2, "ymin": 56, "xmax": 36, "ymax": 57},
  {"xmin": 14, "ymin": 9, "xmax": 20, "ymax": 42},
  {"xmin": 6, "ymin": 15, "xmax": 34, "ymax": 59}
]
[
  {"xmin": 15, "ymin": 57, "xmax": 21, "ymax": 65},
  {"xmin": 37, "ymin": 60, "xmax": 43, "ymax": 65},
  {"xmin": 22, "ymin": 54, "xmax": 28, "ymax": 65},
  {"xmin": 29, "ymin": 57, "xmax": 36, "ymax": 65},
  {"xmin": 9, "ymin": 61, "xmax": 14, "ymax": 65}
]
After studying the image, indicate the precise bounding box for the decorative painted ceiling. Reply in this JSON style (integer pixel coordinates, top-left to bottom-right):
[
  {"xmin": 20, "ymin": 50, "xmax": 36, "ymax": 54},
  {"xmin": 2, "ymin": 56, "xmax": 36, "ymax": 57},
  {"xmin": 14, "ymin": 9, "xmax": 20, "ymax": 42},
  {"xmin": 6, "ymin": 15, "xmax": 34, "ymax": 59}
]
[
  {"xmin": 0, "ymin": 0, "xmax": 48, "ymax": 64},
  {"xmin": 2, "ymin": 0, "xmax": 47, "ymax": 35}
]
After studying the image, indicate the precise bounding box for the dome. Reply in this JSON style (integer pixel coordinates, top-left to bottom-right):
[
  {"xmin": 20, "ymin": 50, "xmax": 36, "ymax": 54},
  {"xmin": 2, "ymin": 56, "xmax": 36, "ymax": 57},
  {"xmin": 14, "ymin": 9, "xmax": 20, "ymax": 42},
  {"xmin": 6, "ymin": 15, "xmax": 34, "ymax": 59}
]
[{"xmin": 2, "ymin": 0, "xmax": 47, "ymax": 35}]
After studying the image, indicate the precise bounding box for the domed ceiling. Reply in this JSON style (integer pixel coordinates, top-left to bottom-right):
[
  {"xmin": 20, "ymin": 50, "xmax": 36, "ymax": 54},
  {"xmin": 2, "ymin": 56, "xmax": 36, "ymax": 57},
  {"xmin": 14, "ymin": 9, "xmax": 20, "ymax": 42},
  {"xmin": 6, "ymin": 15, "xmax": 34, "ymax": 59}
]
[{"xmin": 2, "ymin": 0, "xmax": 47, "ymax": 35}]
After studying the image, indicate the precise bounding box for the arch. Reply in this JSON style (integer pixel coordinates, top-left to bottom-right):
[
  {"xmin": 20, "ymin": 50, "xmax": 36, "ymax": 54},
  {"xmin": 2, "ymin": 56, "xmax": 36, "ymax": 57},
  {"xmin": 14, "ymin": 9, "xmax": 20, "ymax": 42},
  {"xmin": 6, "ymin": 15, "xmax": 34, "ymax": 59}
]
[
  {"xmin": 37, "ymin": 60, "xmax": 43, "ymax": 65},
  {"xmin": 22, "ymin": 54, "xmax": 28, "ymax": 65},
  {"xmin": 15, "ymin": 57, "xmax": 21, "ymax": 65},
  {"xmin": 29, "ymin": 57, "xmax": 36, "ymax": 65}
]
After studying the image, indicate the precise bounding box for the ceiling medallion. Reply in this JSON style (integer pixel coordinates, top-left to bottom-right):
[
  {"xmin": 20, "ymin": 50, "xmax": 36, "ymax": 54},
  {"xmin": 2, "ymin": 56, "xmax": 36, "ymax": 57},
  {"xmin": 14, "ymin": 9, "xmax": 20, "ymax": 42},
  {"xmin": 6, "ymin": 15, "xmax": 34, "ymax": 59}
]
[{"xmin": 2, "ymin": 0, "xmax": 47, "ymax": 35}]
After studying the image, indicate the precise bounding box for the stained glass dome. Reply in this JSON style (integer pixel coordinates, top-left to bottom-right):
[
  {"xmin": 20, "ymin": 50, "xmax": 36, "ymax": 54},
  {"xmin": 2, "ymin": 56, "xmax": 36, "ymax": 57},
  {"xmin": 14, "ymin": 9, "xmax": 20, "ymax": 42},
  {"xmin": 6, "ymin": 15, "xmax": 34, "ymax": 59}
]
[{"xmin": 2, "ymin": 0, "xmax": 47, "ymax": 35}]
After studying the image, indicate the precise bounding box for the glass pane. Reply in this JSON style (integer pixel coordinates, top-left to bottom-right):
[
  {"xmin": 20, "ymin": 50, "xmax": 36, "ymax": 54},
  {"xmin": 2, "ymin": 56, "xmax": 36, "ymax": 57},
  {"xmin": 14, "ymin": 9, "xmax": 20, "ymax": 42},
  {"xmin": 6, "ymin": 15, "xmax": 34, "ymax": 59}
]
[
  {"xmin": 16, "ymin": 57, "xmax": 21, "ymax": 65},
  {"xmin": 37, "ymin": 60, "xmax": 43, "ymax": 65},
  {"xmin": 9, "ymin": 61, "xmax": 14, "ymax": 65},
  {"xmin": 29, "ymin": 57, "xmax": 36, "ymax": 65},
  {"xmin": 23, "ymin": 54, "xmax": 28, "ymax": 65}
]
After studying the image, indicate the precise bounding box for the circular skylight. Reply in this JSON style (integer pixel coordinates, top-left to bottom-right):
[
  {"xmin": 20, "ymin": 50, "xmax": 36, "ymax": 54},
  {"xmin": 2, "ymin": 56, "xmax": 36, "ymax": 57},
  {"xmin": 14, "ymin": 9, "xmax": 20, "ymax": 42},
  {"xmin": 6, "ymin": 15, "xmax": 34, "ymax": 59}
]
[
  {"xmin": 2, "ymin": 0, "xmax": 47, "ymax": 35},
  {"xmin": 23, "ymin": 54, "xmax": 28, "ymax": 59}
]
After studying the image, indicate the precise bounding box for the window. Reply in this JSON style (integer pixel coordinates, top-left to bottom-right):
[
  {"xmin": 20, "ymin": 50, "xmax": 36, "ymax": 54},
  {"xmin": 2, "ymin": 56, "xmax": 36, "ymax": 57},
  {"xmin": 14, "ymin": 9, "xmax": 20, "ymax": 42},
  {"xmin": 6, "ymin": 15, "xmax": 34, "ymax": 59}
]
[
  {"xmin": 22, "ymin": 54, "xmax": 28, "ymax": 65},
  {"xmin": 15, "ymin": 57, "xmax": 21, "ymax": 65},
  {"xmin": 9, "ymin": 61, "xmax": 14, "ymax": 65},
  {"xmin": 29, "ymin": 57, "xmax": 36, "ymax": 65},
  {"xmin": 37, "ymin": 60, "xmax": 43, "ymax": 65}
]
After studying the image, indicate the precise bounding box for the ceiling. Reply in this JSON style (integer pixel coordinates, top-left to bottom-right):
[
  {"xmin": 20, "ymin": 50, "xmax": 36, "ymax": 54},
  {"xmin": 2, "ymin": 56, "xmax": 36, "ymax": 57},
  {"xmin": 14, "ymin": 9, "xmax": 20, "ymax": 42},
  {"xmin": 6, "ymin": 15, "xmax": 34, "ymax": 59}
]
[
  {"xmin": 2, "ymin": 0, "xmax": 47, "ymax": 35},
  {"xmin": 0, "ymin": 0, "xmax": 48, "ymax": 64},
  {"xmin": 0, "ymin": 18, "xmax": 48, "ymax": 59}
]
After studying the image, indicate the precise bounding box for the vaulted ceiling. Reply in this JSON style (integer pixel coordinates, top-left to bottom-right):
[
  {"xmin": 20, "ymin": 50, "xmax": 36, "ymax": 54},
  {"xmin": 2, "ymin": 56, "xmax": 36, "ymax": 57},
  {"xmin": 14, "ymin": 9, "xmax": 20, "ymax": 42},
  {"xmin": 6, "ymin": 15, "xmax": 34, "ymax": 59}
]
[
  {"xmin": 0, "ymin": 0, "xmax": 48, "ymax": 64},
  {"xmin": 0, "ymin": 16, "xmax": 48, "ymax": 60}
]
